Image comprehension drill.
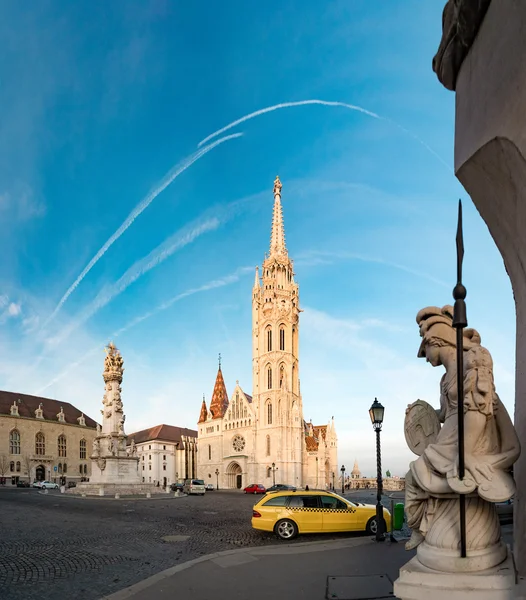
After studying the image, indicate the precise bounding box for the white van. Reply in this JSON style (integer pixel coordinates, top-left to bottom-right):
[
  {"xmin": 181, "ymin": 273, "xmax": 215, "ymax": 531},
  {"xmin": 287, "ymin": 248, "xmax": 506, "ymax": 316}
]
[{"xmin": 183, "ymin": 478, "xmax": 206, "ymax": 496}]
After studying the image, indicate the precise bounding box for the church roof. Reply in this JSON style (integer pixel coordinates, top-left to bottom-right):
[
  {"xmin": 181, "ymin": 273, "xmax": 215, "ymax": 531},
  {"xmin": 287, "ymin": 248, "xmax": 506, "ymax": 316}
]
[
  {"xmin": 313, "ymin": 425, "xmax": 327, "ymax": 440},
  {"xmin": 305, "ymin": 436, "xmax": 319, "ymax": 451},
  {"xmin": 129, "ymin": 424, "xmax": 197, "ymax": 445},
  {"xmin": 209, "ymin": 366, "xmax": 229, "ymax": 419},
  {"xmin": 0, "ymin": 390, "xmax": 97, "ymax": 428},
  {"xmin": 244, "ymin": 392, "xmax": 253, "ymax": 404},
  {"xmin": 198, "ymin": 398, "xmax": 208, "ymax": 423}
]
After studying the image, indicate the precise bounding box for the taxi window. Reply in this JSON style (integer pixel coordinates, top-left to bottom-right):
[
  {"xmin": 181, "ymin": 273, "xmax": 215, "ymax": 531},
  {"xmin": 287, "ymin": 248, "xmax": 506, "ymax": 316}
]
[
  {"xmin": 263, "ymin": 496, "xmax": 289, "ymax": 506},
  {"xmin": 320, "ymin": 496, "xmax": 347, "ymax": 510},
  {"xmin": 288, "ymin": 495, "xmax": 320, "ymax": 509}
]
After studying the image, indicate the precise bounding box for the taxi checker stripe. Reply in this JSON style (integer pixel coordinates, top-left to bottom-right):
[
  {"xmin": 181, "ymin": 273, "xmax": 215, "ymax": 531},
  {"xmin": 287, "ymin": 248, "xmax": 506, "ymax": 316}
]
[{"xmin": 290, "ymin": 507, "xmax": 356, "ymax": 513}]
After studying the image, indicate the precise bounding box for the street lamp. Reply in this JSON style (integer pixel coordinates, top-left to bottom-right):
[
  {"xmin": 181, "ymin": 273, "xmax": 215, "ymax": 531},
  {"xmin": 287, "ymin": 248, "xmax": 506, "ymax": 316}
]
[
  {"xmin": 369, "ymin": 397, "xmax": 385, "ymax": 542},
  {"xmin": 340, "ymin": 465, "xmax": 345, "ymax": 495},
  {"xmin": 332, "ymin": 471, "xmax": 335, "ymax": 491},
  {"xmin": 271, "ymin": 462, "xmax": 278, "ymax": 486},
  {"xmin": 215, "ymin": 468, "xmax": 219, "ymax": 490}
]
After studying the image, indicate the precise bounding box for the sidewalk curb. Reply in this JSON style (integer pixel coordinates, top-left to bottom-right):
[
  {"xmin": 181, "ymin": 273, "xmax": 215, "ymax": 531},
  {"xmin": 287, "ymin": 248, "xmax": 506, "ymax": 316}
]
[
  {"xmin": 36, "ymin": 491, "xmax": 188, "ymax": 501},
  {"xmin": 100, "ymin": 536, "xmax": 374, "ymax": 600}
]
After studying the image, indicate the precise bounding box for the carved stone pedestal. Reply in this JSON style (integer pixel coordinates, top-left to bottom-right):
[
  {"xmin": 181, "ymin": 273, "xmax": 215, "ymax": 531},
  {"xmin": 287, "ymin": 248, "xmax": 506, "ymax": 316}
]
[{"xmin": 394, "ymin": 549, "xmax": 516, "ymax": 600}]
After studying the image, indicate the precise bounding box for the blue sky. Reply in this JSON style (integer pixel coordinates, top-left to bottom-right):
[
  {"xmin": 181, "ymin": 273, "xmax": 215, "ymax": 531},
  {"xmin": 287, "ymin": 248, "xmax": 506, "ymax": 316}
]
[{"xmin": 0, "ymin": 1, "xmax": 515, "ymax": 476}]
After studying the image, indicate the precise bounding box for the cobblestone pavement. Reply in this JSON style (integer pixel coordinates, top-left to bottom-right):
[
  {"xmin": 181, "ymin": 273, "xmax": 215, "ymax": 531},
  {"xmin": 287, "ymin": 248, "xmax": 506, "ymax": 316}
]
[{"xmin": 0, "ymin": 487, "xmax": 405, "ymax": 600}]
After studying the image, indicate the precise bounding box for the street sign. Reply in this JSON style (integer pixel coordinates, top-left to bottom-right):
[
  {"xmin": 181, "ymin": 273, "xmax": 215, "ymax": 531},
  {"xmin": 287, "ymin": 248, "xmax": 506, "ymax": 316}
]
[{"xmin": 54, "ymin": 466, "xmax": 57, "ymax": 472}]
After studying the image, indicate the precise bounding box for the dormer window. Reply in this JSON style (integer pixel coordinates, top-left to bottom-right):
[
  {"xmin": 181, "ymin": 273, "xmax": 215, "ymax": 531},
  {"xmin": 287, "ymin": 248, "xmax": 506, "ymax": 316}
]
[
  {"xmin": 10, "ymin": 401, "xmax": 19, "ymax": 417},
  {"xmin": 57, "ymin": 407, "xmax": 66, "ymax": 423},
  {"xmin": 35, "ymin": 403, "xmax": 44, "ymax": 419},
  {"xmin": 77, "ymin": 413, "xmax": 86, "ymax": 427}
]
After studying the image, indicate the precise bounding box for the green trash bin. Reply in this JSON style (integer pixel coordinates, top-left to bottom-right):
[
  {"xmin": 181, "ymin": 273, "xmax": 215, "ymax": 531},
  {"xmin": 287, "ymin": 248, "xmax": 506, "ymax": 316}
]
[{"xmin": 393, "ymin": 502, "xmax": 405, "ymax": 530}]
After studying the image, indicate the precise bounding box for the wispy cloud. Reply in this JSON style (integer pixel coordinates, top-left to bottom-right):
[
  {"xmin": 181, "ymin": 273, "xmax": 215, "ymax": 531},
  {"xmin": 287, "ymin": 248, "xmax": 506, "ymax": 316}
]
[
  {"xmin": 295, "ymin": 249, "xmax": 449, "ymax": 288},
  {"xmin": 37, "ymin": 266, "xmax": 253, "ymax": 393},
  {"xmin": 197, "ymin": 99, "xmax": 451, "ymax": 172},
  {"xmin": 0, "ymin": 296, "xmax": 22, "ymax": 324},
  {"xmin": 41, "ymin": 132, "xmax": 243, "ymax": 329}
]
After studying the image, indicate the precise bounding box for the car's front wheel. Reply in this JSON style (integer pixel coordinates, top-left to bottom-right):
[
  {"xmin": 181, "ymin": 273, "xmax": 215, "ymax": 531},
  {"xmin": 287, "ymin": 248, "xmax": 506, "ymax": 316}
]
[
  {"xmin": 275, "ymin": 519, "xmax": 298, "ymax": 540},
  {"xmin": 41, "ymin": 485, "xmax": 46, "ymax": 490},
  {"xmin": 365, "ymin": 516, "xmax": 386, "ymax": 535}
]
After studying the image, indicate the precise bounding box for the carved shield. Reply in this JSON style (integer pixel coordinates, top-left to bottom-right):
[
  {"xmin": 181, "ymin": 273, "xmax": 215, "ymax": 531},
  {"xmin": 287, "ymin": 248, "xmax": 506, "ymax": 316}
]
[{"xmin": 404, "ymin": 400, "xmax": 441, "ymax": 456}]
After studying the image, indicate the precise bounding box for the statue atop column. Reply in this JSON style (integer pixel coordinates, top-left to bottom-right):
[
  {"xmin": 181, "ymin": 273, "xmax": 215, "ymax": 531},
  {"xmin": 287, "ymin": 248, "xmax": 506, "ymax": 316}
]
[{"xmin": 403, "ymin": 305, "xmax": 520, "ymax": 572}]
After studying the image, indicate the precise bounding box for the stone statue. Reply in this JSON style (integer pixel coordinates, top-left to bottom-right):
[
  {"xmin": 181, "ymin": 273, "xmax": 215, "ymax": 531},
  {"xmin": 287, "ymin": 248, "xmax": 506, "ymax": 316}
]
[
  {"xmin": 404, "ymin": 305, "xmax": 520, "ymax": 572},
  {"xmin": 96, "ymin": 423, "xmax": 101, "ymax": 435},
  {"xmin": 118, "ymin": 418, "xmax": 125, "ymax": 436},
  {"xmin": 92, "ymin": 437, "xmax": 100, "ymax": 456},
  {"xmin": 104, "ymin": 342, "xmax": 124, "ymax": 377}
]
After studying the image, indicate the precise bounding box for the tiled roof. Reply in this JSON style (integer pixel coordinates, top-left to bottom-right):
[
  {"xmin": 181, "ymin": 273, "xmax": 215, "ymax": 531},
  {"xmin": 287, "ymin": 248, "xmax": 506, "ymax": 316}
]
[
  {"xmin": 128, "ymin": 424, "xmax": 198, "ymax": 445},
  {"xmin": 198, "ymin": 399, "xmax": 208, "ymax": 423},
  {"xmin": 209, "ymin": 367, "xmax": 229, "ymax": 419},
  {"xmin": 305, "ymin": 436, "xmax": 319, "ymax": 451},
  {"xmin": 0, "ymin": 390, "xmax": 97, "ymax": 428},
  {"xmin": 244, "ymin": 393, "xmax": 253, "ymax": 404},
  {"xmin": 313, "ymin": 425, "xmax": 327, "ymax": 440}
]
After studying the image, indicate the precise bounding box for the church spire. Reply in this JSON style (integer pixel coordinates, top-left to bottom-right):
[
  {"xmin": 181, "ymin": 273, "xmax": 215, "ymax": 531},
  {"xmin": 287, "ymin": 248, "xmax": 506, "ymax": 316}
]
[
  {"xmin": 209, "ymin": 360, "xmax": 229, "ymax": 419},
  {"xmin": 254, "ymin": 265, "xmax": 260, "ymax": 288},
  {"xmin": 269, "ymin": 176, "xmax": 287, "ymax": 257},
  {"xmin": 198, "ymin": 395, "xmax": 208, "ymax": 423}
]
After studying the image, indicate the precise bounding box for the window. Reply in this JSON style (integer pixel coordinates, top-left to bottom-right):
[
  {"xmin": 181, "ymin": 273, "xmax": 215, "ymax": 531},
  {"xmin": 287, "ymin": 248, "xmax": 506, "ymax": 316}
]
[
  {"xmin": 142, "ymin": 455, "xmax": 144, "ymax": 461},
  {"xmin": 320, "ymin": 496, "xmax": 347, "ymax": 510},
  {"xmin": 163, "ymin": 445, "xmax": 166, "ymax": 450},
  {"xmin": 267, "ymin": 402, "xmax": 273, "ymax": 425},
  {"xmin": 266, "ymin": 435, "xmax": 271, "ymax": 456},
  {"xmin": 163, "ymin": 455, "xmax": 166, "ymax": 460},
  {"xmin": 58, "ymin": 463, "xmax": 62, "ymax": 474},
  {"xmin": 267, "ymin": 366, "xmax": 272, "ymax": 390},
  {"xmin": 163, "ymin": 465, "xmax": 166, "ymax": 471},
  {"xmin": 149, "ymin": 465, "xmax": 151, "ymax": 470},
  {"xmin": 63, "ymin": 463, "xmax": 67, "ymax": 474},
  {"xmin": 9, "ymin": 461, "xmax": 14, "ymax": 472},
  {"xmin": 149, "ymin": 445, "xmax": 151, "ymax": 450},
  {"xmin": 83, "ymin": 464, "xmax": 87, "ymax": 475},
  {"xmin": 9, "ymin": 429, "xmax": 20, "ymax": 455},
  {"xmin": 266, "ymin": 326, "xmax": 272, "ymax": 352},
  {"xmin": 279, "ymin": 326, "xmax": 285, "ymax": 350},
  {"xmin": 263, "ymin": 496, "xmax": 289, "ymax": 507},
  {"xmin": 58, "ymin": 435, "xmax": 67, "ymax": 458},
  {"xmin": 16, "ymin": 461, "xmax": 20, "ymax": 472},
  {"xmin": 289, "ymin": 495, "xmax": 321, "ymax": 509},
  {"xmin": 80, "ymin": 439, "xmax": 86, "ymax": 459},
  {"xmin": 208, "ymin": 445, "xmax": 211, "ymax": 460},
  {"xmin": 79, "ymin": 465, "xmax": 83, "ymax": 474},
  {"xmin": 35, "ymin": 432, "xmax": 45, "ymax": 455},
  {"xmin": 279, "ymin": 364, "xmax": 284, "ymax": 388},
  {"xmin": 142, "ymin": 465, "xmax": 145, "ymax": 471},
  {"xmin": 149, "ymin": 455, "xmax": 151, "ymax": 460}
]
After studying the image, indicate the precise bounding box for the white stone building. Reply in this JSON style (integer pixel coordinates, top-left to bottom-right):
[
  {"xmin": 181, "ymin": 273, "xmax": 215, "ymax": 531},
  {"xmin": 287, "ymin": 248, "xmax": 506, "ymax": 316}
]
[
  {"xmin": 197, "ymin": 177, "xmax": 338, "ymax": 490},
  {"xmin": 129, "ymin": 424, "xmax": 198, "ymax": 488}
]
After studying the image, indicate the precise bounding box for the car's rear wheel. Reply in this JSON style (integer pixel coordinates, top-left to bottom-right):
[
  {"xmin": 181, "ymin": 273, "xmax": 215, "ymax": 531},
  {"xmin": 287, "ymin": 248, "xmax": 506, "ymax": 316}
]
[
  {"xmin": 366, "ymin": 516, "xmax": 386, "ymax": 535},
  {"xmin": 275, "ymin": 519, "xmax": 298, "ymax": 540},
  {"xmin": 42, "ymin": 485, "xmax": 46, "ymax": 490}
]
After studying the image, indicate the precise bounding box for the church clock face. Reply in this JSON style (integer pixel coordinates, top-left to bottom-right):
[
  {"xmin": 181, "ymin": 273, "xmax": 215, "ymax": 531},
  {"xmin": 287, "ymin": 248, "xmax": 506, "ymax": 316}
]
[{"xmin": 232, "ymin": 435, "xmax": 245, "ymax": 452}]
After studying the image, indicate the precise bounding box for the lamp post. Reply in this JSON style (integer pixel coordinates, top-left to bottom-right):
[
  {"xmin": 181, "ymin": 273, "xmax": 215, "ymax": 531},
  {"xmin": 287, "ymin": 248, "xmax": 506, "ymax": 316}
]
[
  {"xmin": 271, "ymin": 462, "xmax": 278, "ymax": 486},
  {"xmin": 369, "ymin": 397, "xmax": 385, "ymax": 542},
  {"xmin": 215, "ymin": 468, "xmax": 219, "ymax": 490},
  {"xmin": 332, "ymin": 471, "xmax": 335, "ymax": 491},
  {"xmin": 340, "ymin": 465, "xmax": 345, "ymax": 495}
]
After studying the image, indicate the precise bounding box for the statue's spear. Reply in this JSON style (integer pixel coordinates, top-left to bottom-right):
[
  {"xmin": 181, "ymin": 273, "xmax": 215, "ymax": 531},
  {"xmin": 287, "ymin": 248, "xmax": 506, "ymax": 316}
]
[{"xmin": 453, "ymin": 199, "xmax": 467, "ymax": 558}]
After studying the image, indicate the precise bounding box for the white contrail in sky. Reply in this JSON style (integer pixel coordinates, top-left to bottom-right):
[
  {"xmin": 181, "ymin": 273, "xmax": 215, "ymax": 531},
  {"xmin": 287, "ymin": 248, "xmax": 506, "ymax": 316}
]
[
  {"xmin": 198, "ymin": 99, "xmax": 452, "ymax": 172},
  {"xmin": 42, "ymin": 132, "xmax": 243, "ymax": 329},
  {"xmin": 37, "ymin": 266, "xmax": 252, "ymax": 393}
]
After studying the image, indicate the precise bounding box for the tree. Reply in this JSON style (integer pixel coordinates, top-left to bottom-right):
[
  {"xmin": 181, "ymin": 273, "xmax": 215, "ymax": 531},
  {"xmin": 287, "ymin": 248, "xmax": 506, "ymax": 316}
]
[
  {"xmin": 386, "ymin": 469, "xmax": 391, "ymax": 478},
  {"xmin": 22, "ymin": 455, "xmax": 33, "ymax": 481},
  {"xmin": 0, "ymin": 455, "xmax": 9, "ymax": 477}
]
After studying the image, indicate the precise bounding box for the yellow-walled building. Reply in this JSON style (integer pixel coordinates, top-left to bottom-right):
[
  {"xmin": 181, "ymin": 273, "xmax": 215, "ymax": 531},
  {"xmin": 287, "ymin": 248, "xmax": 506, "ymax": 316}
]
[{"xmin": 0, "ymin": 390, "xmax": 98, "ymax": 485}]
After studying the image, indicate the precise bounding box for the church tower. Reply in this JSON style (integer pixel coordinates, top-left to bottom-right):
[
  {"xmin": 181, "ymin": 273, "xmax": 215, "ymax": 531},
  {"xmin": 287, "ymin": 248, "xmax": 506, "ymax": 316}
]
[{"xmin": 252, "ymin": 177, "xmax": 304, "ymax": 487}]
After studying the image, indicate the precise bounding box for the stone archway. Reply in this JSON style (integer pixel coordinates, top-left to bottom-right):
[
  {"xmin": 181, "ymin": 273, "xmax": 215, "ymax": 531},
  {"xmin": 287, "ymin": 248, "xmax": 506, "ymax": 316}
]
[
  {"xmin": 226, "ymin": 462, "xmax": 243, "ymax": 489},
  {"xmin": 35, "ymin": 465, "xmax": 45, "ymax": 481}
]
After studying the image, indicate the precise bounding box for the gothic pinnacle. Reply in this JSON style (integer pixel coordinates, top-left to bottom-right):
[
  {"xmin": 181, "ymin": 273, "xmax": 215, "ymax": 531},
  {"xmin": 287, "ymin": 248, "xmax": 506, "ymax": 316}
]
[{"xmin": 269, "ymin": 176, "xmax": 287, "ymax": 256}]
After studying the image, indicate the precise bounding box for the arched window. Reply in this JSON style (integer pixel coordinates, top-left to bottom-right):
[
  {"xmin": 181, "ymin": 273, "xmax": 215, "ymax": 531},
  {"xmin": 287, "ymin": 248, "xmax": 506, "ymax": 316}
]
[
  {"xmin": 267, "ymin": 466, "xmax": 272, "ymax": 478},
  {"xmin": 266, "ymin": 435, "xmax": 271, "ymax": 456},
  {"xmin": 9, "ymin": 429, "xmax": 20, "ymax": 455},
  {"xmin": 292, "ymin": 364, "xmax": 296, "ymax": 393},
  {"xmin": 267, "ymin": 402, "xmax": 273, "ymax": 425},
  {"xmin": 9, "ymin": 461, "xmax": 14, "ymax": 472},
  {"xmin": 35, "ymin": 432, "xmax": 45, "ymax": 455},
  {"xmin": 279, "ymin": 326, "xmax": 285, "ymax": 351},
  {"xmin": 266, "ymin": 326, "xmax": 272, "ymax": 352},
  {"xmin": 16, "ymin": 461, "xmax": 20, "ymax": 472},
  {"xmin": 79, "ymin": 464, "xmax": 83, "ymax": 474},
  {"xmin": 243, "ymin": 406, "xmax": 247, "ymax": 418},
  {"xmin": 58, "ymin": 435, "xmax": 67, "ymax": 458},
  {"xmin": 63, "ymin": 463, "xmax": 67, "ymax": 474},
  {"xmin": 58, "ymin": 463, "xmax": 62, "ymax": 474},
  {"xmin": 83, "ymin": 464, "xmax": 88, "ymax": 475},
  {"xmin": 79, "ymin": 439, "xmax": 86, "ymax": 459},
  {"xmin": 267, "ymin": 366, "xmax": 272, "ymax": 390},
  {"xmin": 279, "ymin": 364, "xmax": 284, "ymax": 388},
  {"xmin": 208, "ymin": 445, "xmax": 211, "ymax": 460},
  {"xmin": 292, "ymin": 327, "xmax": 296, "ymax": 355}
]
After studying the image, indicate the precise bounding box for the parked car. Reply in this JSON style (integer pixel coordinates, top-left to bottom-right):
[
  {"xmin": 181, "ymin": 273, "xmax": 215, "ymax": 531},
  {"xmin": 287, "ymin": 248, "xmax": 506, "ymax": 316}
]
[
  {"xmin": 252, "ymin": 490, "xmax": 391, "ymax": 540},
  {"xmin": 170, "ymin": 482, "xmax": 184, "ymax": 492},
  {"xmin": 266, "ymin": 484, "xmax": 296, "ymax": 493},
  {"xmin": 244, "ymin": 483, "xmax": 266, "ymax": 494},
  {"xmin": 183, "ymin": 479, "xmax": 206, "ymax": 496},
  {"xmin": 16, "ymin": 480, "xmax": 30, "ymax": 488},
  {"xmin": 33, "ymin": 481, "xmax": 59, "ymax": 490},
  {"xmin": 205, "ymin": 483, "xmax": 215, "ymax": 491}
]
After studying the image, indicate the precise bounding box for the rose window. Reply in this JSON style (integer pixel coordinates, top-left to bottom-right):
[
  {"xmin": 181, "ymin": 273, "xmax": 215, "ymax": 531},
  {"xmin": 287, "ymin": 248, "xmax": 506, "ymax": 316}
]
[{"xmin": 232, "ymin": 435, "xmax": 245, "ymax": 452}]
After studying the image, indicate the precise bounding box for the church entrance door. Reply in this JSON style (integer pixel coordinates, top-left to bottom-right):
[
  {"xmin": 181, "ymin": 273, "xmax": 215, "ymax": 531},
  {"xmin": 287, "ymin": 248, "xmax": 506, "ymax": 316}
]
[
  {"xmin": 226, "ymin": 462, "xmax": 243, "ymax": 489},
  {"xmin": 35, "ymin": 465, "xmax": 45, "ymax": 481}
]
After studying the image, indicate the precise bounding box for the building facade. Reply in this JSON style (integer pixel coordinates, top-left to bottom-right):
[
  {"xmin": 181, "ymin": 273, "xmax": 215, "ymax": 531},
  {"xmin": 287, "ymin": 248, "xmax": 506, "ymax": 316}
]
[
  {"xmin": 0, "ymin": 391, "xmax": 97, "ymax": 485},
  {"xmin": 129, "ymin": 424, "xmax": 198, "ymax": 488},
  {"xmin": 197, "ymin": 177, "xmax": 338, "ymax": 489}
]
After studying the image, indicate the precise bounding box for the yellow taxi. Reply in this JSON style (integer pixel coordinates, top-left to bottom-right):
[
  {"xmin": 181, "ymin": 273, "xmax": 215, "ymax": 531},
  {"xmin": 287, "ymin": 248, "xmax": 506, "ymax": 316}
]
[{"xmin": 251, "ymin": 490, "xmax": 391, "ymax": 540}]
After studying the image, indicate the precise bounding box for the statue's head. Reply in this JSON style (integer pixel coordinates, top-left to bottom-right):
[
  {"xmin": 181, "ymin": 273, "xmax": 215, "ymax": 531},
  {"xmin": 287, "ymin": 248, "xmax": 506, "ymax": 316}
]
[{"xmin": 416, "ymin": 305, "xmax": 481, "ymax": 366}]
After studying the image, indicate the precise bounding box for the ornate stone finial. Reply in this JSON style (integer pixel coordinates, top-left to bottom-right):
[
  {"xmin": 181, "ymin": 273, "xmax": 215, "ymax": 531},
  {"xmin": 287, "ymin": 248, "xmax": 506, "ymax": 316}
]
[
  {"xmin": 35, "ymin": 403, "xmax": 44, "ymax": 419},
  {"xmin": 57, "ymin": 406, "xmax": 66, "ymax": 422},
  {"xmin": 218, "ymin": 352, "xmax": 222, "ymax": 370},
  {"xmin": 103, "ymin": 341, "xmax": 124, "ymax": 382},
  {"xmin": 273, "ymin": 175, "xmax": 282, "ymax": 197},
  {"xmin": 10, "ymin": 400, "xmax": 19, "ymax": 416}
]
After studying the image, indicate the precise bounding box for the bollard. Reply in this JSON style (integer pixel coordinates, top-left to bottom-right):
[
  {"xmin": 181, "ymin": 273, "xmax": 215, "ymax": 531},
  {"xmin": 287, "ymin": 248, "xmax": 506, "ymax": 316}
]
[
  {"xmin": 115, "ymin": 493, "xmax": 120, "ymax": 499},
  {"xmin": 146, "ymin": 492, "xmax": 151, "ymax": 499},
  {"xmin": 99, "ymin": 488, "xmax": 104, "ymax": 497}
]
